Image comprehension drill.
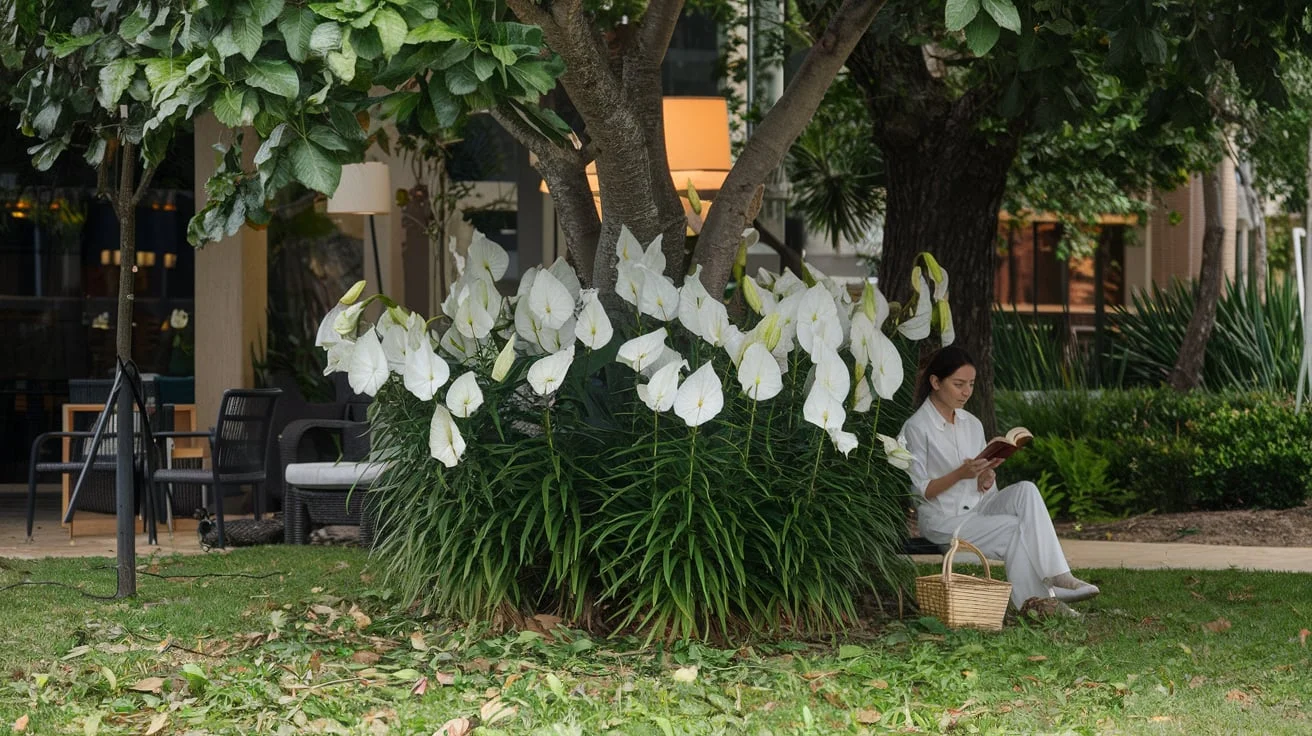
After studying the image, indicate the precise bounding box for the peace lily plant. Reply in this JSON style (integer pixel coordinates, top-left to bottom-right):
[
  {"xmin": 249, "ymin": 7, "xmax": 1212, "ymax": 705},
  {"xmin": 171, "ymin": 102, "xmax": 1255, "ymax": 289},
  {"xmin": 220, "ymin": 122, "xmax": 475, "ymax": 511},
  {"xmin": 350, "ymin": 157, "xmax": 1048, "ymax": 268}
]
[{"xmin": 317, "ymin": 227, "xmax": 952, "ymax": 639}]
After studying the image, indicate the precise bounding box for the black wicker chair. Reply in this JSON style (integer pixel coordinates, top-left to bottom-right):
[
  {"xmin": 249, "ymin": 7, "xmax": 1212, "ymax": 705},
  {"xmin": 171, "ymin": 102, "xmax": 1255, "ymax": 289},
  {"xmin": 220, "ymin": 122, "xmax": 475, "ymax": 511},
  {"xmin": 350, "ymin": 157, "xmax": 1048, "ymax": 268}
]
[
  {"xmin": 24, "ymin": 378, "xmax": 163, "ymax": 540},
  {"xmin": 148, "ymin": 388, "xmax": 282, "ymax": 548},
  {"xmin": 279, "ymin": 413, "xmax": 380, "ymax": 546}
]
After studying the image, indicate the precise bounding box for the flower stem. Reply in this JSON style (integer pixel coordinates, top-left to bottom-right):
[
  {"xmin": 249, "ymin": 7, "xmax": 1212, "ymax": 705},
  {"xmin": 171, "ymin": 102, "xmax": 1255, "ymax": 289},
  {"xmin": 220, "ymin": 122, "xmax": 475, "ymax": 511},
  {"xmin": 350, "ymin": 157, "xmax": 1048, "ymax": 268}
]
[
  {"xmin": 686, "ymin": 427, "xmax": 699, "ymax": 494},
  {"xmin": 807, "ymin": 434, "xmax": 823, "ymax": 499},
  {"xmin": 866, "ymin": 398, "xmax": 883, "ymax": 469},
  {"xmin": 545, "ymin": 409, "xmax": 561, "ymax": 482},
  {"xmin": 744, "ymin": 399, "xmax": 757, "ymax": 463}
]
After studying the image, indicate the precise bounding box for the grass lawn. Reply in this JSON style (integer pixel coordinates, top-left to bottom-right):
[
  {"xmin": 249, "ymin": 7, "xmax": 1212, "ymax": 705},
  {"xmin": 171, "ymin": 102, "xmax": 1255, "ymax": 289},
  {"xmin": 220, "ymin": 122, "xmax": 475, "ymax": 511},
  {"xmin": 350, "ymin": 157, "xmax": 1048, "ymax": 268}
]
[{"xmin": 1, "ymin": 548, "xmax": 1309, "ymax": 735}]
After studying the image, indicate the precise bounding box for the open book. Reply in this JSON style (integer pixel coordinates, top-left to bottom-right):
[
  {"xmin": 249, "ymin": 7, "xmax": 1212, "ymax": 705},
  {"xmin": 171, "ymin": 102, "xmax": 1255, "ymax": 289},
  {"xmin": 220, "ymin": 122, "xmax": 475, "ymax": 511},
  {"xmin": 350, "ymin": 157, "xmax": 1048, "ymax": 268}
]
[{"xmin": 975, "ymin": 427, "xmax": 1033, "ymax": 462}]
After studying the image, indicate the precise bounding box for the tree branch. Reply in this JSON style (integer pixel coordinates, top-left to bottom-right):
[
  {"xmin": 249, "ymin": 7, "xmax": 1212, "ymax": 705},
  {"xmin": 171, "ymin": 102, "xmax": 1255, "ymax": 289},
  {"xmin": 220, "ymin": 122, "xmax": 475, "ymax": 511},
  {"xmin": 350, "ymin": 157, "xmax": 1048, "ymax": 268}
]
[
  {"xmin": 634, "ymin": 0, "xmax": 685, "ymax": 71},
  {"xmin": 488, "ymin": 104, "xmax": 589, "ymax": 170},
  {"xmin": 132, "ymin": 164, "xmax": 158, "ymax": 206},
  {"xmin": 693, "ymin": 0, "xmax": 887, "ymax": 292},
  {"xmin": 502, "ymin": 0, "xmax": 554, "ymax": 32}
]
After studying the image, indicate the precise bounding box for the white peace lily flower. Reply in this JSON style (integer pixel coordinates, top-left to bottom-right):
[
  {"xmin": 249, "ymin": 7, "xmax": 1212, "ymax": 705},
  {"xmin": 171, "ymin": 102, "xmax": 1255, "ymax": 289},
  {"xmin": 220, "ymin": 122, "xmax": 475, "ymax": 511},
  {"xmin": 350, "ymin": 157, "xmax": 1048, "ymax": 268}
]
[
  {"xmin": 898, "ymin": 268, "xmax": 933, "ymax": 340},
  {"xmin": 448, "ymin": 235, "xmax": 466, "ymax": 277},
  {"xmin": 932, "ymin": 268, "xmax": 949, "ymax": 303},
  {"xmin": 722, "ymin": 326, "xmax": 747, "ymax": 366},
  {"xmin": 772, "ymin": 270, "xmax": 806, "ymax": 298},
  {"xmin": 446, "ymin": 371, "xmax": 484, "ymax": 417},
  {"xmin": 428, "ymin": 404, "xmax": 466, "ymax": 468},
  {"xmin": 852, "ymin": 373, "xmax": 874, "ymax": 413},
  {"xmin": 469, "ymin": 230, "xmax": 509, "ymax": 281},
  {"xmin": 547, "ymin": 257, "xmax": 582, "ymax": 301},
  {"xmin": 616, "ymin": 260, "xmax": 645, "ymax": 308},
  {"xmin": 737, "ymin": 342, "xmax": 783, "ymax": 401},
  {"xmin": 615, "ymin": 224, "xmax": 642, "ymax": 263},
  {"xmin": 323, "ymin": 338, "xmax": 355, "ymax": 375},
  {"xmin": 641, "ymin": 346, "xmax": 689, "ymax": 378},
  {"xmin": 333, "ymin": 302, "xmax": 365, "ymax": 337},
  {"xmin": 795, "ymin": 285, "xmax": 838, "ymax": 354},
  {"xmin": 638, "ymin": 358, "xmax": 682, "ymax": 411},
  {"xmin": 534, "ymin": 317, "xmax": 575, "ymax": 353},
  {"xmin": 677, "ymin": 265, "xmax": 713, "ymax": 336},
  {"xmin": 639, "ymin": 267, "xmax": 680, "ymax": 322},
  {"xmin": 347, "ymin": 327, "xmax": 390, "ymax": 396},
  {"xmin": 515, "ymin": 267, "xmax": 538, "ymax": 302},
  {"xmin": 528, "ymin": 345, "xmax": 575, "ymax": 396},
  {"xmin": 491, "ymin": 336, "xmax": 517, "ymax": 382},
  {"xmin": 812, "ymin": 347, "xmax": 850, "ymax": 402},
  {"xmin": 849, "ymin": 313, "xmax": 878, "ymax": 367},
  {"xmin": 641, "ymin": 233, "xmax": 666, "ymax": 275},
  {"xmin": 455, "ymin": 295, "xmax": 494, "ymax": 340},
  {"xmin": 803, "ymin": 382, "xmax": 846, "ymax": 431},
  {"xmin": 381, "ymin": 312, "xmax": 425, "ymax": 372},
  {"xmin": 440, "ymin": 324, "xmax": 480, "ymax": 366},
  {"xmin": 617, "ymin": 328, "xmax": 669, "ymax": 373},
  {"xmin": 673, "ymin": 362, "xmax": 724, "ymax": 427},
  {"xmin": 868, "ymin": 329, "xmax": 904, "ymax": 400},
  {"xmin": 403, "ymin": 345, "xmax": 451, "ymax": 401},
  {"xmin": 170, "ymin": 309, "xmax": 189, "ymax": 330},
  {"xmin": 697, "ymin": 301, "xmax": 731, "ymax": 347},
  {"xmin": 755, "ymin": 266, "xmax": 777, "ymax": 290},
  {"xmin": 317, "ymin": 303, "xmax": 346, "ymax": 347},
  {"xmin": 529, "ymin": 268, "xmax": 575, "ymax": 330},
  {"xmin": 799, "ymin": 313, "xmax": 843, "ymax": 355},
  {"xmin": 514, "ymin": 297, "xmax": 547, "ymax": 354},
  {"xmin": 827, "ymin": 428, "xmax": 859, "ymax": 457},
  {"xmin": 576, "ymin": 292, "xmax": 614, "ymax": 350},
  {"xmin": 878, "ymin": 433, "xmax": 914, "ymax": 470}
]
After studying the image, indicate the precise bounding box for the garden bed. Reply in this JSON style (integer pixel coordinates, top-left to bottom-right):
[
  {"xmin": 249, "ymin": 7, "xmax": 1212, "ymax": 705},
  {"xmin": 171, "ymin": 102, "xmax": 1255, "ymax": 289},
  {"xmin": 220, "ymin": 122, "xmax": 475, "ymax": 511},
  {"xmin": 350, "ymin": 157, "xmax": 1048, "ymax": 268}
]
[{"xmin": 1054, "ymin": 501, "xmax": 1312, "ymax": 547}]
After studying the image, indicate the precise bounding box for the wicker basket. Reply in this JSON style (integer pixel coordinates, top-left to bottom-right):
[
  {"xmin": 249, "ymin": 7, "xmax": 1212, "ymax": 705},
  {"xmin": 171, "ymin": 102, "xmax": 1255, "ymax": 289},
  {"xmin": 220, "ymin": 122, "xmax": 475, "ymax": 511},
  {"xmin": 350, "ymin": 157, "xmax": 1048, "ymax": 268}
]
[{"xmin": 914, "ymin": 538, "xmax": 1012, "ymax": 631}]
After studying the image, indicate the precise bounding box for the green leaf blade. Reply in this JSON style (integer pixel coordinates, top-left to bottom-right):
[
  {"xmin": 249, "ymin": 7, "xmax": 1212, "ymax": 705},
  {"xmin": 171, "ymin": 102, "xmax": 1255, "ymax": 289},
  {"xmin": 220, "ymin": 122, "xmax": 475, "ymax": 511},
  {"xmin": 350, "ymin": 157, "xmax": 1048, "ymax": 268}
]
[
  {"xmin": 945, "ymin": 0, "xmax": 981, "ymax": 33},
  {"xmin": 289, "ymin": 137, "xmax": 341, "ymax": 194},
  {"xmin": 981, "ymin": 0, "xmax": 1021, "ymax": 34},
  {"xmin": 248, "ymin": 59, "xmax": 301, "ymax": 99}
]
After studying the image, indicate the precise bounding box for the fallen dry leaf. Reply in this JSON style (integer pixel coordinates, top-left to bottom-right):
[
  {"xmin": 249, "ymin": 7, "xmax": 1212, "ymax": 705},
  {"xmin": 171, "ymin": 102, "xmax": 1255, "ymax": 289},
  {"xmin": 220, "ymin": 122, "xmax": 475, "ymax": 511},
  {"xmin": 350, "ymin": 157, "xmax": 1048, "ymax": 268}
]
[
  {"xmin": 821, "ymin": 690, "xmax": 846, "ymax": 707},
  {"xmin": 1189, "ymin": 591, "xmax": 1206, "ymax": 600},
  {"xmin": 410, "ymin": 631, "xmax": 429, "ymax": 651},
  {"xmin": 1300, "ymin": 629, "xmax": 1309, "ymax": 648},
  {"xmin": 434, "ymin": 672, "xmax": 456, "ymax": 686},
  {"xmin": 533, "ymin": 613, "xmax": 562, "ymax": 630},
  {"xmin": 854, "ymin": 708, "xmax": 881, "ymax": 724},
  {"xmin": 12, "ymin": 714, "xmax": 28, "ymax": 732},
  {"xmin": 1203, "ymin": 618, "xmax": 1232, "ymax": 634},
  {"xmin": 411, "ymin": 676, "xmax": 428, "ymax": 696},
  {"xmin": 1189, "ymin": 675, "xmax": 1207, "ymax": 688},
  {"xmin": 502, "ymin": 672, "xmax": 521, "ymax": 689},
  {"xmin": 349, "ymin": 605, "xmax": 372, "ymax": 628},
  {"xmin": 308, "ymin": 651, "xmax": 323, "ymax": 675},
  {"xmin": 144, "ymin": 713, "xmax": 168, "ymax": 735},
  {"xmin": 433, "ymin": 717, "xmax": 472, "ymax": 736},
  {"xmin": 480, "ymin": 696, "xmax": 517, "ymax": 725},
  {"xmin": 130, "ymin": 677, "xmax": 165, "ymax": 694},
  {"xmin": 1225, "ymin": 689, "xmax": 1252, "ymax": 705},
  {"xmin": 1149, "ymin": 716, "xmax": 1173, "ymax": 723},
  {"xmin": 1027, "ymin": 655, "xmax": 1047, "ymax": 662},
  {"xmin": 154, "ymin": 636, "xmax": 172, "ymax": 654},
  {"xmin": 868, "ymin": 679, "xmax": 889, "ymax": 689},
  {"xmin": 352, "ymin": 651, "xmax": 381, "ymax": 665}
]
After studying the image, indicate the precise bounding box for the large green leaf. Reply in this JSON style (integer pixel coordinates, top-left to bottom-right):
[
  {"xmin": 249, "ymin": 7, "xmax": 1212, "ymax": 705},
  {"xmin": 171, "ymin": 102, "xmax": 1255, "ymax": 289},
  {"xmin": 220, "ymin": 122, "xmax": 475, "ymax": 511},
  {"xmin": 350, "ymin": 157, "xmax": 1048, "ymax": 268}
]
[
  {"xmin": 250, "ymin": 0, "xmax": 285, "ymax": 26},
  {"xmin": 232, "ymin": 15, "xmax": 264, "ymax": 61},
  {"xmin": 288, "ymin": 137, "xmax": 341, "ymax": 194},
  {"xmin": 254, "ymin": 122, "xmax": 288, "ymax": 165},
  {"xmin": 28, "ymin": 137, "xmax": 68, "ymax": 171},
  {"xmin": 965, "ymin": 13, "xmax": 1001, "ymax": 56},
  {"xmin": 98, "ymin": 58, "xmax": 136, "ymax": 111},
  {"xmin": 427, "ymin": 79, "xmax": 460, "ymax": 127},
  {"xmin": 506, "ymin": 60, "xmax": 558, "ymax": 96},
  {"xmin": 119, "ymin": 7, "xmax": 152, "ymax": 40},
  {"xmin": 278, "ymin": 8, "xmax": 317, "ymax": 63},
  {"xmin": 981, "ymin": 0, "xmax": 1021, "ymax": 34},
  {"xmin": 945, "ymin": 0, "xmax": 981, "ymax": 32},
  {"xmin": 406, "ymin": 18, "xmax": 463, "ymax": 44},
  {"xmin": 309, "ymin": 22, "xmax": 342, "ymax": 55},
  {"xmin": 471, "ymin": 52, "xmax": 496, "ymax": 82},
  {"xmin": 50, "ymin": 32, "xmax": 101, "ymax": 58},
  {"xmin": 326, "ymin": 33, "xmax": 357, "ymax": 82},
  {"xmin": 445, "ymin": 62, "xmax": 478, "ymax": 95},
  {"xmin": 32, "ymin": 103, "xmax": 60, "ymax": 137},
  {"xmin": 143, "ymin": 57, "xmax": 188, "ymax": 103},
  {"xmin": 373, "ymin": 6, "xmax": 407, "ymax": 58},
  {"xmin": 247, "ymin": 59, "xmax": 301, "ymax": 99},
  {"xmin": 307, "ymin": 124, "xmax": 350, "ymax": 151},
  {"xmin": 212, "ymin": 26, "xmax": 241, "ymax": 59},
  {"xmin": 213, "ymin": 87, "xmax": 246, "ymax": 127},
  {"xmin": 308, "ymin": 3, "xmax": 351, "ymax": 22}
]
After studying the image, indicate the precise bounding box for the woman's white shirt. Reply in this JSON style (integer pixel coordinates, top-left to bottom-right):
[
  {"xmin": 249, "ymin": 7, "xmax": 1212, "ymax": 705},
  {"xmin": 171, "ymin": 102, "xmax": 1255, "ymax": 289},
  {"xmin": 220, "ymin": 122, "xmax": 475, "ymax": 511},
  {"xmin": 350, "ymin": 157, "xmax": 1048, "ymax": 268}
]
[{"xmin": 899, "ymin": 399, "xmax": 989, "ymax": 522}]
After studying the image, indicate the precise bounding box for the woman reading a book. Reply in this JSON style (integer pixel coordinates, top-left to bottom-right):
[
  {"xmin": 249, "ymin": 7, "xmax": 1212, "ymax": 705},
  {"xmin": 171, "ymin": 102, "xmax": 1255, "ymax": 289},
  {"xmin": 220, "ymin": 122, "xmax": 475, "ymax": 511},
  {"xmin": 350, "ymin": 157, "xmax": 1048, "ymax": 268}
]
[{"xmin": 899, "ymin": 346, "xmax": 1100, "ymax": 614}]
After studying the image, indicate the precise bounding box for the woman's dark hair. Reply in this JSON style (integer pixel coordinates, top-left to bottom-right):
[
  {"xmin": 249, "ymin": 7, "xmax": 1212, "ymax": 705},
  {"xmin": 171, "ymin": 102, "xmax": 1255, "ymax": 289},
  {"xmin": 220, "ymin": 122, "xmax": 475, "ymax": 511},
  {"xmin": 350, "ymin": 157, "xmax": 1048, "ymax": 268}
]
[{"xmin": 914, "ymin": 346, "xmax": 976, "ymax": 405}]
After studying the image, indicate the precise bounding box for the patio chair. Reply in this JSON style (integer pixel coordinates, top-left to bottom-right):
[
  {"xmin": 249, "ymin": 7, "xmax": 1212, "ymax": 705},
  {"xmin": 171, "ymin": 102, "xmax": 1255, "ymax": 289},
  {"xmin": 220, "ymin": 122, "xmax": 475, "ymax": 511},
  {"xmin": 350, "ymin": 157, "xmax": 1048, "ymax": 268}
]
[
  {"xmin": 148, "ymin": 388, "xmax": 282, "ymax": 548},
  {"xmin": 24, "ymin": 378, "xmax": 163, "ymax": 540},
  {"xmin": 279, "ymin": 412, "xmax": 381, "ymax": 546}
]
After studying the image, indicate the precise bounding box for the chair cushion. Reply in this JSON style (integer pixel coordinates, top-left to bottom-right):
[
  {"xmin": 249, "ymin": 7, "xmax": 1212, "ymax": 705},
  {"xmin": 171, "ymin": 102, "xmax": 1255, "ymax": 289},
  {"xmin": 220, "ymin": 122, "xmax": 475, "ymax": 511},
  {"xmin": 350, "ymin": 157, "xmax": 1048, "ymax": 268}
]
[{"xmin": 285, "ymin": 461, "xmax": 385, "ymax": 489}]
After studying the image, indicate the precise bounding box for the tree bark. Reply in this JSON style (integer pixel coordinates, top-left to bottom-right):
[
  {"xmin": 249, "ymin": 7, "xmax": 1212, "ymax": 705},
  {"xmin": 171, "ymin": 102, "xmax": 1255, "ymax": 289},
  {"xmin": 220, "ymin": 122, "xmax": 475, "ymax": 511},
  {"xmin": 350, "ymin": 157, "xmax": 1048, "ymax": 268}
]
[
  {"xmin": 1168, "ymin": 167, "xmax": 1227, "ymax": 391},
  {"xmin": 113, "ymin": 140, "xmax": 138, "ymax": 598},
  {"xmin": 847, "ymin": 39, "xmax": 1023, "ymax": 436}
]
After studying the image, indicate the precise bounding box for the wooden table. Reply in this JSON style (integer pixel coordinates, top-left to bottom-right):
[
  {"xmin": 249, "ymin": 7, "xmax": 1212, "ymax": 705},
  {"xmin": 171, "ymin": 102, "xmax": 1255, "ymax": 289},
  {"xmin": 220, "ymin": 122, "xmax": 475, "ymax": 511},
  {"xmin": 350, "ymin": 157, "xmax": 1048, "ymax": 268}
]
[{"xmin": 60, "ymin": 403, "xmax": 199, "ymax": 536}]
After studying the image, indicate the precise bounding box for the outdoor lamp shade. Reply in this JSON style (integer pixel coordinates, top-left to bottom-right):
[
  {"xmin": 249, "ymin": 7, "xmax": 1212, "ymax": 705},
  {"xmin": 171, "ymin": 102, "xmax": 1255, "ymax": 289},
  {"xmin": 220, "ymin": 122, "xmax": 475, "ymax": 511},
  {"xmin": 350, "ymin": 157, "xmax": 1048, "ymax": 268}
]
[
  {"xmin": 327, "ymin": 162, "xmax": 392, "ymax": 215},
  {"xmin": 541, "ymin": 97, "xmax": 733, "ymax": 196}
]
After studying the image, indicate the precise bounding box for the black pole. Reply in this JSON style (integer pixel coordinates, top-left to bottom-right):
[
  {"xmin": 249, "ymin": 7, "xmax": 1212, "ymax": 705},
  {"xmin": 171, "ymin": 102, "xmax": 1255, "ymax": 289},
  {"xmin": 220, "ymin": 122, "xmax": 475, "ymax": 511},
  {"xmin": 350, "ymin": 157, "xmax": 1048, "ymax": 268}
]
[
  {"xmin": 369, "ymin": 214, "xmax": 384, "ymax": 294},
  {"xmin": 1093, "ymin": 228, "xmax": 1108, "ymax": 386}
]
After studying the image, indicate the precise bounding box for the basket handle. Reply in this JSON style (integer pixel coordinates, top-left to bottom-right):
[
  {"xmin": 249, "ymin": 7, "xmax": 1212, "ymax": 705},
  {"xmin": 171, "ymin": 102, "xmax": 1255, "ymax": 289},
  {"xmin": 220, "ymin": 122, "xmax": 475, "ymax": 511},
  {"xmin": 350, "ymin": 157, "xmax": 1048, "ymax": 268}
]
[{"xmin": 941, "ymin": 537, "xmax": 994, "ymax": 585}]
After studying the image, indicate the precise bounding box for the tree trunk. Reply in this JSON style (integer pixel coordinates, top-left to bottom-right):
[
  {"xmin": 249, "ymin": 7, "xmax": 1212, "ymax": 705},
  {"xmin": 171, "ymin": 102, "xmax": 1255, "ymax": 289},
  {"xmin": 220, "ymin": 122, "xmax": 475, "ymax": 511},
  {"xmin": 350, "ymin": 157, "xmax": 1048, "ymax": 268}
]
[
  {"xmin": 1240, "ymin": 160, "xmax": 1267, "ymax": 294},
  {"xmin": 113, "ymin": 140, "xmax": 138, "ymax": 599},
  {"xmin": 876, "ymin": 130, "xmax": 1019, "ymax": 436},
  {"xmin": 1168, "ymin": 168, "xmax": 1227, "ymax": 391}
]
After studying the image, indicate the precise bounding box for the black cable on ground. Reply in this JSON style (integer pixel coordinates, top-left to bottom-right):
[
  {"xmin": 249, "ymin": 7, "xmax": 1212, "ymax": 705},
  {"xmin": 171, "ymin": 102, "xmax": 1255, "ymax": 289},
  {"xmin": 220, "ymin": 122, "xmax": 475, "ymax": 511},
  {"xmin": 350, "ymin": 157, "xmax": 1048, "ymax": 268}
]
[{"xmin": 0, "ymin": 580, "xmax": 118, "ymax": 600}]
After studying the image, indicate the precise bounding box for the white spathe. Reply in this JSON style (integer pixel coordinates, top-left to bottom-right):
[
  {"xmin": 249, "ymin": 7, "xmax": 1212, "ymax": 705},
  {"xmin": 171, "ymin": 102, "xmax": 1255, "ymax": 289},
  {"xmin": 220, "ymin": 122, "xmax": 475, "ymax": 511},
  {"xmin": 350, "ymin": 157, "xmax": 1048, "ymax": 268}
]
[
  {"xmin": 617, "ymin": 328, "xmax": 669, "ymax": 373},
  {"xmin": 491, "ymin": 336, "xmax": 517, "ymax": 382},
  {"xmin": 638, "ymin": 359, "xmax": 682, "ymax": 412},
  {"xmin": 529, "ymin": 268, "xmax": 575, "ymax": 330},
  {"xmin": 316, "ymin": 303, "xmax": 345, "ymax": 347},
  {"xmin": 576, "ymin": 291, "xmax": 614, "ymax": 350},
  {"xmin": 347, "ymin": 327, "xmax": 390, "ymax": 396},
  {"xmin": 528, "ymin": 345, "xmax": 575, "ymax": 396},
  {"xmin": 673, "ymin": 361, "xmax": 724, "ymax": 427},
  {"xmin": 615, "ymin": 224, "xmax": 642, "ymax": 263},
  {"xmin": 811, "ymin": 346, "xmax": 850, "ymax": 402},
  {"xmin": 454, "ymin": 295, "xmax": 494, "ymax": 340},
  {"xmin": 446, "ymin": 371, "xmax": 484, "ymax": 417},
  {"xmin": 737, "ymin": 342, "xmax": 783, "ymax": 401},
  {"xmin": 827, "ymin": 428, "xmax": 859, "ymax": 457},
  {"xmin": 323, "ymin": 338, "xmax": 355, "ymax": 375},
  {"xmin": 403, "ymin": 345, "xmax": 450, "ymax": 402},
  {"xmin": 869, "ymin": 330, "xmax": 904, "ymax": 400},
  {"xmin": 428, "ymin": 404, "xmax": 466, "ymax": 468},
  {"xmin": 641, "ymin": 233, "xmax": 666, "ymax": 275},
  {"xmin": 638, "ymin": 267, "xmax": 680, "ymax": 322},
  {"xmin": 468, "ymin": 230, "xmax": 510, "ymax": 281},
  {"xmin": 898, "ymin": 268, "xmax": 933, "ymax": 340},
  {"xmin": 440, "ymin": 324, "xmax": 480, "ymax": 366},
  {"xmin": 616, "ymin": 260, "xmax": 645, "ymax": 308},
  {"xmin": 848, "ymin": 313, "xmax": 878, "ymax": 368},
  {"xmin": 852, "ymin": 373, "xmax": 874, "ymax": 413},
  {"xmin": 547, "ymin": 257, "xmax": 582, "ymax": 301},
  {"xmin": 878, "ymin": 433, "xmax": 914, "ymax": 470},
  {"xmin": 803, "ymin": 382, "xmax": 846, "ymax": 431}
]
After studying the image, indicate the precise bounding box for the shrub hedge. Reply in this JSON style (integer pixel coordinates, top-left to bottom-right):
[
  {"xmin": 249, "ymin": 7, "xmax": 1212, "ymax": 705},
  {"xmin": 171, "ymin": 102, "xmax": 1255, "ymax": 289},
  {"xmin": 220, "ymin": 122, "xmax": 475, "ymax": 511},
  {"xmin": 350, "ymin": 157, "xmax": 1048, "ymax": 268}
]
[{"xmin": 997, "ymin": 389, "xmax": 1312, "ymax": 516}]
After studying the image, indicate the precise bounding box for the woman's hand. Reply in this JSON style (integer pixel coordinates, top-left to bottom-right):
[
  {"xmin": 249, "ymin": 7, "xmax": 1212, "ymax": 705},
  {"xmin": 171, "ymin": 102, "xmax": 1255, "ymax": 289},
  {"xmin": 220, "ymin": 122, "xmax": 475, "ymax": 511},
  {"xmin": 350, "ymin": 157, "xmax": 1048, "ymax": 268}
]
[
  {"xmin": 955, "ymin": 458, "xmax": 995, "ymax": 481},
  {"xmin": 976, "ymin": 467, "xmax": 997, "ymax": 493}
]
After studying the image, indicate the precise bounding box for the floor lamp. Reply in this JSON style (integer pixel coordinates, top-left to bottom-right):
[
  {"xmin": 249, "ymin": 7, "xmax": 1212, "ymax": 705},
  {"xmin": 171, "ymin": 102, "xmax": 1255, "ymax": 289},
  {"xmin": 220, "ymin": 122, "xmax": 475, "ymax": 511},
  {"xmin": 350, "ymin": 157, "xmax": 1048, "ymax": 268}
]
[{"xmin": 328, "ymin": 162, "xmax": 392, "ymax": 294}]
